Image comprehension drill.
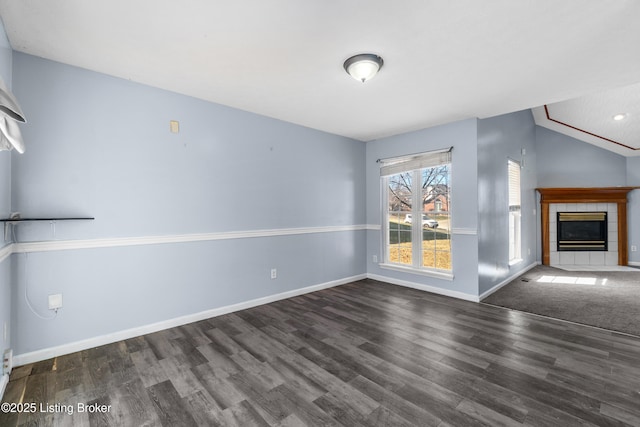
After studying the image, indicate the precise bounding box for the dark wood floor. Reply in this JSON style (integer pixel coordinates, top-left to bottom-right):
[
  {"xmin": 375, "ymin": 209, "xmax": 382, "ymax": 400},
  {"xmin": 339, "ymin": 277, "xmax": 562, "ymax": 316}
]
[{"xmin": 2, "ymin": 279, "xmax": 640, "ymax": 426}]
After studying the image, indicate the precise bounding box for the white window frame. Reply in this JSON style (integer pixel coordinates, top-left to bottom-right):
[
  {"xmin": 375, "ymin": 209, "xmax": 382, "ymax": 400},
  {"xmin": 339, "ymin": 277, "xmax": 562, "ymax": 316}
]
[
  {"xmin": 379, "ymin": 148, "xmax": 453, "ymax": 279},
  {"xmin": 508, "ymin": 159, "xmax": 522, "ymax": 264}
]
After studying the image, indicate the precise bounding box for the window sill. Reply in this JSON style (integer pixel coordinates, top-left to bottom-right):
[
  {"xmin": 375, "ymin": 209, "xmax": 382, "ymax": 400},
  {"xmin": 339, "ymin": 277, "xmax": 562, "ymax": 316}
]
[
  {"xmin": 379, "ymin": 263, "xmax": 454, "ymax": 281},
  {"xmin": 509, "ymin": 258, "xmax": 523, "ymax": 266}
]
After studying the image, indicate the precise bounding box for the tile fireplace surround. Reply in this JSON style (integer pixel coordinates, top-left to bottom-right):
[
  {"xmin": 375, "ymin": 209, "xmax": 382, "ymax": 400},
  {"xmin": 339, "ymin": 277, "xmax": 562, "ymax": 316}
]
[
  {"xmin": 537, "ymin": 187, "xmax": 638, "ymax": 266},
  {"xmin": 550, "ymin": 203, "xmax": 616, "ymax": 266}
]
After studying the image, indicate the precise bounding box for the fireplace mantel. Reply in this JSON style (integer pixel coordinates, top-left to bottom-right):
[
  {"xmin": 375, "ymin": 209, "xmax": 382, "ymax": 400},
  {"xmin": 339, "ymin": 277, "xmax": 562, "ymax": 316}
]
[{"xmin": 537, "ymin": 187, "xmax": 638, "ymax": 265}]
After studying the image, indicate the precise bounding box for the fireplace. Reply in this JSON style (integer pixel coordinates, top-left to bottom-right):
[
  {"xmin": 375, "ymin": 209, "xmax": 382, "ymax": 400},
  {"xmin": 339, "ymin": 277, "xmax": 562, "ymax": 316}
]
[
  {"xmin": 557, "ymin": 212, "xmax": 607, "ymax": 251},
  {"xmin": 537, "ymin": 187, "xmax": 638, "ymax": 266}
]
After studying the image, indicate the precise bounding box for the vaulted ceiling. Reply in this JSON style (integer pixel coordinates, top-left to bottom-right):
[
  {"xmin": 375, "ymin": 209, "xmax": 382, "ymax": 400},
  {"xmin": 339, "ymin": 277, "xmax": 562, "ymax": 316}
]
[
  {"xmin": 532, "ymin": 83, "xmax": 640, "ymax": 156},
  {"xmin": 1, "ymin": 1, "xmax": 639, "ymax": 155}
]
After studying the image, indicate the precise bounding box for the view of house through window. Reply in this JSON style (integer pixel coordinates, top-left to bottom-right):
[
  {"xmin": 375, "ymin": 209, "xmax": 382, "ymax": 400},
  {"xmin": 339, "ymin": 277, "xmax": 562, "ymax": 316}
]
[
  {"xmin": 382, "ymin": 149, "xmax": 452, "ymax": 272},
  {"xmin": 508, "ymin": 159, "xmax": 522, "ymax": 262}
]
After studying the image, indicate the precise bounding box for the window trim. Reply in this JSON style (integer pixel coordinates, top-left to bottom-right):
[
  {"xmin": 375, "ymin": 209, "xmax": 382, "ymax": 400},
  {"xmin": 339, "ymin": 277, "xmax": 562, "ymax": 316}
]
[
  {"xmin": 508, "ymin": 158, "xmax": 522, "ymax": 264},
  {"xmin": 380, "ymin": 148, "xmax": 452, "ymax": 274}
]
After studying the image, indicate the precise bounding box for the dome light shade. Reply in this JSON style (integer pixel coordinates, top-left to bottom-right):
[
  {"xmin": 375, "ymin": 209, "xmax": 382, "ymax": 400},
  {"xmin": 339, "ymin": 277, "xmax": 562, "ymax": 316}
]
[
  {"xmin": 344, "ymin": 54, "xmax": 383, "ymax": 83},
  {"xmin": 0, "ymin": 76, "xmax": 27, "ymax": 153},
  {"xmin": 0, "ymin": 77, "xmax": 26, "ymax": 122},
  {"xmin": 0, "ymin": 116, "xmax": 25, "ymax": 153}
]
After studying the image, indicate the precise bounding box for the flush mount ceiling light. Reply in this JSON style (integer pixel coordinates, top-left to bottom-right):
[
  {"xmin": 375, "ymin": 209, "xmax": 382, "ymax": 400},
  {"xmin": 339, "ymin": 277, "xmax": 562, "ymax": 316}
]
[
  {"xmin": 612, "ymin": 113, "xmax": 627, "ymax": 121},
  {"xmin": 0, "ymin": 77, "xmax": 26, "ymax": 122},
  {"xmin": 343, "ymin": 54, "xmax": 384, "ymax": 83},
  {"xmin": 0, "ymin": 116, "xmax": 25, "ymax": 153},
  {"xmin": 0, "ymin": 76, "xmax": 27, "ymax": 153}
]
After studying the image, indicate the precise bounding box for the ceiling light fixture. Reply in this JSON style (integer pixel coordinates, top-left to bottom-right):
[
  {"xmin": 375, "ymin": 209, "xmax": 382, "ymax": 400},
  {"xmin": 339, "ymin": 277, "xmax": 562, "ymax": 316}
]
[
  {"xmin": 0, "ymin": 77, "xmax": 27, "ymax": 153},
  {"xmin": 0, "ymin": 78, "xmax": 26, "ymax": 123},
  {"xmin": 612, "ymin": 113, "xmax": 627, "ymax": 121},
  {"xmin": 344, "ymin": 54, "xmax": 384, "ymax": 83}
]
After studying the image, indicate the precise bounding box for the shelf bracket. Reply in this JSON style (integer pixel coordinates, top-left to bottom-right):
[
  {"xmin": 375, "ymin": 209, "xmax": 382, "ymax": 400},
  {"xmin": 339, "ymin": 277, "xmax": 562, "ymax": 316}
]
[{"xmin": 4, "ymin": 222, "xmax": 14, "ymax": 241}]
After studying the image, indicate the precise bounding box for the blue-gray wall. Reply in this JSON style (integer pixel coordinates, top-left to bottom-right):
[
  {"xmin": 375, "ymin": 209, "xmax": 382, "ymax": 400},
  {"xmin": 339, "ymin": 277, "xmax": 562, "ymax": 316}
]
[
  {"xmin": 627, "ymin": 156, "xmax": 640, "ymax": 265},
  {"xmin": 5, "ymin": 45, "xmax": 640, "ymax": 360},
  {"xmin": 536, "ymin": 126, "xmax": 627, "ymax": 187},
  {"xmin": 477, "ymin": 110, "xmax": 537, "ymax": 295},
  {"xmin": 535, "ymin": 126, "xmax": 638, "ymax": 265},
  {"xmin": 10, "ymin": 53, "xmax": 366, "ymax": 355},
  {"xmin": 0, "ymin": 17, "xmax": 13, "ymax": 365},
  {"xmin": 365, "ymin": 119, "xmax": 480, "ymax": 297}
]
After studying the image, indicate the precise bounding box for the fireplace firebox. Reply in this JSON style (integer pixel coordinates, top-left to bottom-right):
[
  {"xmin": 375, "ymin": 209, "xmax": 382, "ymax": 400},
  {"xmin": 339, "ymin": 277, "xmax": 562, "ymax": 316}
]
[{"xmin": 557, "ymin": 212, "xmax": 607, "ymax": 251}]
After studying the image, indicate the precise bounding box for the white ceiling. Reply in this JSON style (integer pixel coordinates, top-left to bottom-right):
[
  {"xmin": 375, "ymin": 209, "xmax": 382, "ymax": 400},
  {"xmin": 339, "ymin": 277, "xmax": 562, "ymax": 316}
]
[
  {"xmin": 1, "ymin": 1, "xmax": 640, "ymax": 154},
  {"xmin": 532, "ymin": 83, "xmax": 640, "ymax": 156}
]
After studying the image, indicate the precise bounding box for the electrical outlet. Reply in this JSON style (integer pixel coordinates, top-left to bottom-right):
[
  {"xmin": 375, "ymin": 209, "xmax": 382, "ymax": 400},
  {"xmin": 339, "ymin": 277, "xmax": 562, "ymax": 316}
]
[
  {"xmin": 528, "ymin": 248, "xmax": 531, "ymax": 256},
  {"xmin": 3, "ymin": 348, "xmax": 12, "ymax": 376},
  {"xmin": 270, "ymin": 268, "xmax": 277, "ymax": 279},
  {"xmin": 632, "ymin": 245, "xmax": 638, "ymax": 252},
  {"xmin": 372, "ymin": 255, "xmax": 378, "ymax": 263},
  {"xmin": 48, "ymin": 294, "xmax": 63, "ymax": 310}
]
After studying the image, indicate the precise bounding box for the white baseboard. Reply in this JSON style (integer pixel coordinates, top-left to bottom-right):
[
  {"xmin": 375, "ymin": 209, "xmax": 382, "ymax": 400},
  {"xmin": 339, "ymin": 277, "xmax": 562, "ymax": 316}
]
[
  {"xmin": 367, "ymin": 261, "xmax": 540, "ymax": 303},
  {"xmin": 367, "ymin": 273, "xmax": 480, "ymax": 302},
  {"xmin": 0, "ymin": 374, "xmax": 8, "ymax": 401},
  {"xmin": 13, "ymin": 273, "xmax": 366, "ymax": 367},
  {"xmin": 629, "ymin": 261, "xmax": 640, "ymax": 267},
  {"xmin": 478, "ymin": 261, "xmax": 540, "ymax": 301}
]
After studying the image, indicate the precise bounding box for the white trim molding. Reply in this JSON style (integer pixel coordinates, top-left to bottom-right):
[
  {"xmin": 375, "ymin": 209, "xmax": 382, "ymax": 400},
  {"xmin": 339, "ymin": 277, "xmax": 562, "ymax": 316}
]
[
  {"xmin": 378, "ymin": 263, "xmax": 454, "ymax": 281},
  {"xmin": 0, "ymin": 243, "xmax": 12, "ymax": 263},
  {"xmin": 0, "ymin": 373, "xmax": 8, "ymax": 401},
  {"xmin": 367, "ymin": 273, "xmax": 478, "ymax": 302},
  {"xmin": 13, "ymin": 273, "xmax": 366, "ymax": 367},
  {"xmin": 478, "ymin": 261, "xmax": 539, "ymax": 300},
  {"xmin": 369, "ymin": 261, "xmax": 538, "ymax": 303},
  {"xmin": 13, "ymin": 224, "xmax": 369, "ymax": 254},
  {"xmin": 451, "ymin": 228, "xmax": 477, "ymax": 235},
  {"xmin": 366, "ymin": 225, "xmax": 477, "ymax": 235},
  {"xmin": 629, "ymin": 261, "xmax": 640, "ymax": 268}
]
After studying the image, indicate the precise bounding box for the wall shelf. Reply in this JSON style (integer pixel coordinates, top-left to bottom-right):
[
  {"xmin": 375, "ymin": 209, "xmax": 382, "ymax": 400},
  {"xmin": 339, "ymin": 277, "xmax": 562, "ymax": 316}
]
[
  {"xmin": 2, "ymin": 217, "xmax": 94, "ymax": 240},
  {"xmin": 0, "ymin": 217, "xmax": 95, "ymax": 222}
]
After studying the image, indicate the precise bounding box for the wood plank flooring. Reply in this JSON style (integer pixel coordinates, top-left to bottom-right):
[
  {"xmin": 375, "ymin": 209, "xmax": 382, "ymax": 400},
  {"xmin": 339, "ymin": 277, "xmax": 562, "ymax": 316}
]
[{"xmin": 2, "ymin": 278, "xmax": 640, "ymax": 426}]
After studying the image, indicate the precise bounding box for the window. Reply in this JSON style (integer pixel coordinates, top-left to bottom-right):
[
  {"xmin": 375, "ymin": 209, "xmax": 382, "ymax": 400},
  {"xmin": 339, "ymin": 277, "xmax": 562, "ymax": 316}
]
[
  {"xmin": 381, "ymin": 148, "xmax": 452, "ymax": 274},
  {"xmin": 508, "ymin": 159, "xmax": 522, "ymax": 263}
]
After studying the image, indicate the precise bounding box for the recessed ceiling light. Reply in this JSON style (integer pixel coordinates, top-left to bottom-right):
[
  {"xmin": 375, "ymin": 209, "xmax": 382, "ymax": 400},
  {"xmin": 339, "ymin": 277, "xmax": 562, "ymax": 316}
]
[{"xmin": 612, "ymin": 113, "xmax": 627, "ymax": 121}]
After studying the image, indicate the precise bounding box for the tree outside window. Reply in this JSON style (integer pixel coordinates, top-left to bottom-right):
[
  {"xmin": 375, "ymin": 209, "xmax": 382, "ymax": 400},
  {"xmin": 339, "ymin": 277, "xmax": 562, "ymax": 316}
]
[{"xmin": 384, "ymin": 163, "xmax": 451, "ymax": 271}]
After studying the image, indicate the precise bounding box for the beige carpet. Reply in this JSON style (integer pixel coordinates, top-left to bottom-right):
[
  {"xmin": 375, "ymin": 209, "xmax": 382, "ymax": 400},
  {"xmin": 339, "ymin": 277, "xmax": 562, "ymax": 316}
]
[{"xmin": 481, "ymin": 264, "xmax": 640, "ymax": 336}]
